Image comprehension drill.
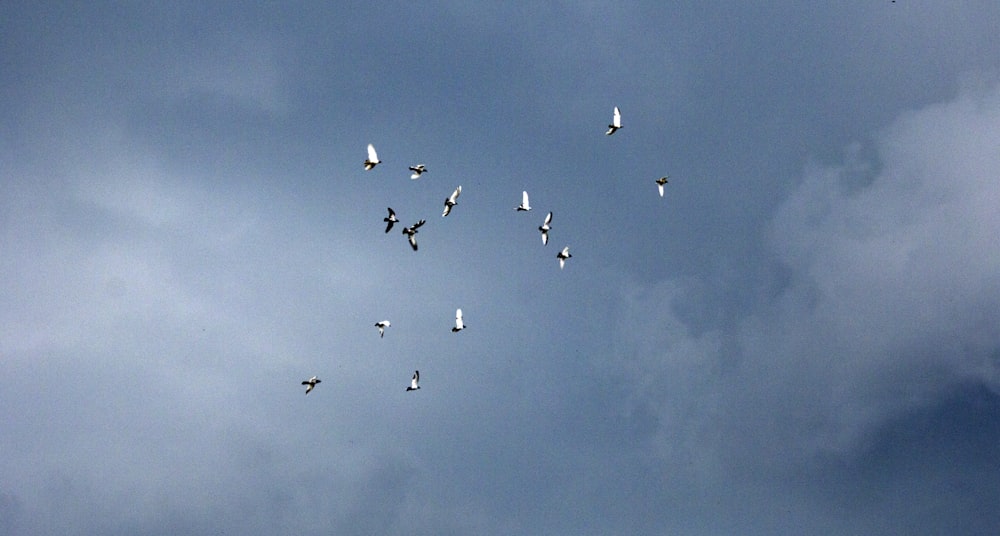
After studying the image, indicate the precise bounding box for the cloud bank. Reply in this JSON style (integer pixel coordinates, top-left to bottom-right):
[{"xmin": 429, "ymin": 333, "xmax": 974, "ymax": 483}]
[{"xmin": 618, "ymin": 80, "xmax": 1000, "ymax": 478}]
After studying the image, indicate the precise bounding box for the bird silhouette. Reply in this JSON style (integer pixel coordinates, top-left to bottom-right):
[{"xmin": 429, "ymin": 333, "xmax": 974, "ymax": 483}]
[
  {"xmin": 364, "ymin": 143, "xmax": 381, "ymax": 170},
  {"xmin": 409, "ymin": 164, "xmax": 427, "ymax": 179},
  {"xmin": 402, "ymin": 219, "xmax": 426, "ymax": 251},
  {"xmin": 557, "ymin": 246, "xmax": 572, "ymax": 269},
  {"xmin": 406, "ymin": 370, "xmax": 420, "ymax": 391},
  {"xmin": 516, "ymin": 190, "xmax": 531, "ymax": 211},
  {"xmin": 301, "ymin": 376, "xmax": 321, "ymax": 394},
  {"xmin": 539, "ymin": 211, "xmax": 552, "ymax": 245},
  {"xmin": 605, "ymin": 106, "xmax": 621, "ymax": 135},
  {"xmin": 383, "ymin": 207, "xmax": 399, "ymax": 233},
  {"xmin": 442, "ymin": 186, "xmax": 462, "ymax": 217}
]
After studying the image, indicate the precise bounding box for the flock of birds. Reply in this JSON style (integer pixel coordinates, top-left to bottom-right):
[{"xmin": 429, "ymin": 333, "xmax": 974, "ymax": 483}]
[{"xmin": 302, "ymin": 106, "xmax": 669, "ymax": 394}]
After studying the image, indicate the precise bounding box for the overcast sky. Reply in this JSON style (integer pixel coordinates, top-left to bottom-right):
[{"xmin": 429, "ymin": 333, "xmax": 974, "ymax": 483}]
[{"xmin": 3, "ymin": 2, "xmax": 1000, "ymax": 535}]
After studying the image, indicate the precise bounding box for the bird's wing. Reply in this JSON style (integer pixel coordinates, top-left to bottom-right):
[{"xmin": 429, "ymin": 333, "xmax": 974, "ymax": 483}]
[
  {"xmin": 612, "ymin": 106, "xmax": 621, "ymax": 127},
  {"xmin": 414, "ymin": 219, "xmax": 425, "ymax": 229},
  {"xmin": 658, "ymin": 183, "xmax": 665, "ymax": 197},
  {"xmin": 408, "ymin": 233, "xmax": 418, "ymax": 251},
  {"xmin": 544, "ymin": 211, "xmax": 552, "ymax": 225},
  {"xmin": 367, "ymin": 144, "xmax": 378, "ymax": 161},
  {"xmin": 541, "ymin": 231, "xmax": 548, "ymax": 245},
  {"xmin": 451, "ymin": 186, "xmax": 462, "ymax": 201},
  {"xmin": 522, "ymin": 190, "xmax": 529, "ymax": 206}
]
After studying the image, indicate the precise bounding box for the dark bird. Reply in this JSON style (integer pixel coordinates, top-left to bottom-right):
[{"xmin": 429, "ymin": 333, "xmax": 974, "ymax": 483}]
[
  {"xmin": 302, "ymin": 376, "xmax": 321, "ymax": 394},
  {"xmin": 409, "ymin": 164, "xmax": 427, "ymax": 179},
  {"xmin": 402, "ymin": 219, "xmax": 426, "ymax": 251},
  {"xmin": 383, "ymin": 207, "xmax": 399, "ymax": 233}
]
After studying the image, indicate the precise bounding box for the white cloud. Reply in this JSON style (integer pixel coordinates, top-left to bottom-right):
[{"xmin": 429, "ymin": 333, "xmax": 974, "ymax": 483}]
[{"xmin": 618, "ymin": 80, "xmax": 1000, "ymax": 472}]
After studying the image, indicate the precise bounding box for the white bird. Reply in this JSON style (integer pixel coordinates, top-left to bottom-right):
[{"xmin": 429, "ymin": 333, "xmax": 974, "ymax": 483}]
[
  {"xmin": 406, "ymin": 370, "xmax": 420, "ymax": 391},
  {"xmin": 516, "ymin": 190, "xmax": 531, "ymax": 211},
  {"xmin": 375, "ymin": 320, "xmax": 391, "ymax": 338},
  {"xmin": 409, "ymin": 164, "xmax": 427, "ymax": 179},
  {"xmin": 402, "ymin": 219, "xmax": 426, "ymax": 251},
  {"xmin": 383, "ymin": 207, "xmax": 399, "ymax": 233},
  {"xmin": 605, "ymin": 106, "xmax": 622, "ymax": 135},
  {"xmin": 364, "ymin": 143, "xmax": 381, "ymax": 170},
  {"xmin": 655, "ymin": 176, "xmax": 669, "ymax": 197},
  {"xmin": 442, "ymin": 185, "xmax": 462, "ymax": 217},
  {"xmin": 557, "ymin": 246, "xmax": 572, "ymax": 269},
  {"xmin": 302, "ymin": 376, "xmax": 321, "ymax": 394},
  {"xmin": 539, "ymin": 211, "xmax": 552, "ymax": 245},
  {"xmin": 452, "ymin": 308, "xmax": 465, "ymax": 332}
]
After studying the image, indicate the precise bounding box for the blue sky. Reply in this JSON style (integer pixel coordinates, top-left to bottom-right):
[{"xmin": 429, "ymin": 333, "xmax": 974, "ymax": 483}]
[{"xmin": 3, "ymin": 2, "xmax": 1000, "ymax": 534}]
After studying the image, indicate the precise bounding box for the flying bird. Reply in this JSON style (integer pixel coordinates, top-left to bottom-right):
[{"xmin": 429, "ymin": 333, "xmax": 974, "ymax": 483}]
[
  {"xmin": 557, "ymin": 246, "xmax": 572, "ymax": 269},
  {"xmin": 516, "ymin": 190, "xmax": 531, "ymax": 211},
  {"xmin": 402, "ymin": 219, "xmax": 426, "ymax": 251},
  {"xmin": 375, "ymin": 320, "xmax": 391, "ymax": 338},
  {"xmin": 406, "ymin": 370, "xmax": 420, "ymax": 391},
  {"xmin": 364, "ymin": 143, "xmax": 381, "ymax": 170},
  {"xmin": 539, "ymin": 211, "xmax": 552, "ymax": 245},
  {"xmin": 409, "ymin": 164, "xmax": 427, "ymax": 179},
  {"xmin": 452, "ymin": 308, "xmax": 465, "ymax": 332},
  {"xmin": 442, "ymin": 185, "xmax": 462, "ymax": 217},
  {"xmin": 605, "ymin": 106, "xmax": 622, "ymax": 135},
  {"xmin": 655, "ymin": 176, "xmax": 669, "ymax": 197},
  {"xmin": 383, "ymin": 207, "xmax": 399, "ymax": 233},
  {"xmin": 302, "ymin": 376, "xmax": 321, "ymax": 394}
]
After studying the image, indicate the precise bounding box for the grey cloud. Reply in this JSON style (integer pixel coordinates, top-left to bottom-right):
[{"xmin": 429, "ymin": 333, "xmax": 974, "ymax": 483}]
[{"xmin": 615, "ymin": 82, "xmax": 1000, "ymax": 532}]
